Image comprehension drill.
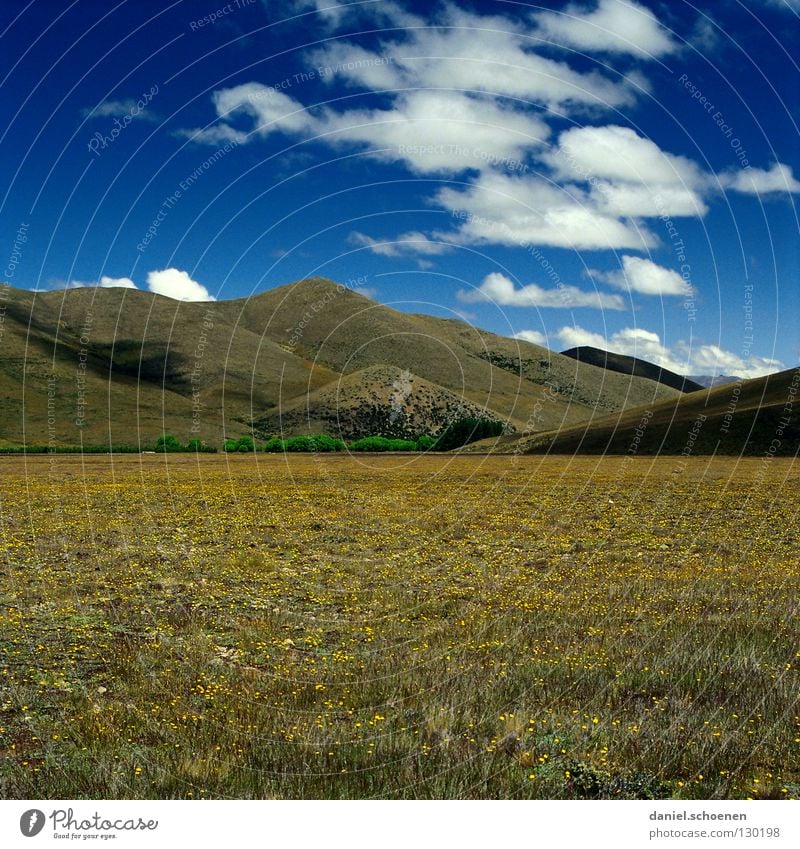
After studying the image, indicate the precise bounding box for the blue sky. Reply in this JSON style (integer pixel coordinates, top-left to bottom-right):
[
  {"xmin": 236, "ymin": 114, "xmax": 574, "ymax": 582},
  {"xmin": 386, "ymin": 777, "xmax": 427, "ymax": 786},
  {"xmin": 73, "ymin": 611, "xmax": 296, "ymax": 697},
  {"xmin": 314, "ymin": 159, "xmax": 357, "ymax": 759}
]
[{"xmin": 1, "ymin": 0, "xmax": 798, "ymax": 377}]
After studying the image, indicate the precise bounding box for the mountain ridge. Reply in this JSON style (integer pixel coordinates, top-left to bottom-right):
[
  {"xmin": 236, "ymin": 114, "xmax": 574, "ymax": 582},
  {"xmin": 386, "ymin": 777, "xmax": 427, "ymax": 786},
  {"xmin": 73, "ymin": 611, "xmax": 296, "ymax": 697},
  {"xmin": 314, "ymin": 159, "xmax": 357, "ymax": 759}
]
[
  {"xmin": 0, "ymin": 278, "xmax": 688, "ymax": 446},
  {"xmin": 561, "ymin": 345, "xmax": 704, "ymax": 393}
]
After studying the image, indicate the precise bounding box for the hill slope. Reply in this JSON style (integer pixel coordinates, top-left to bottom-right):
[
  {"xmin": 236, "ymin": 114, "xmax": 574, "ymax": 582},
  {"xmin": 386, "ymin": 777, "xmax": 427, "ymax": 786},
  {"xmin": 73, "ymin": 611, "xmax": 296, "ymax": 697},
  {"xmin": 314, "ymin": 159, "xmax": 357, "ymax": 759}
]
[
  {"xmin": 0, "ymin": 279, "xmax": 682, "ymax": 447},
  {"xmin": 475, "ymin": 368, "xmax": 799, "ymax": 456},
  {"xmin": 561, "ymin": 346, "xmax": 704, "ymax": 393}
]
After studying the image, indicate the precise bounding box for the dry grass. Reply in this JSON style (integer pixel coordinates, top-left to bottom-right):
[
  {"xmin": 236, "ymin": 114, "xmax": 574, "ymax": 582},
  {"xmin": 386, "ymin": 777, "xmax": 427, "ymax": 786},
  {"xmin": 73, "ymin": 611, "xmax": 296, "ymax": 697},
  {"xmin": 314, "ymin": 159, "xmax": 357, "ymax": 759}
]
[{"xmin": 0, "ymin": 453, "xmax": 798, "ymax": 799}]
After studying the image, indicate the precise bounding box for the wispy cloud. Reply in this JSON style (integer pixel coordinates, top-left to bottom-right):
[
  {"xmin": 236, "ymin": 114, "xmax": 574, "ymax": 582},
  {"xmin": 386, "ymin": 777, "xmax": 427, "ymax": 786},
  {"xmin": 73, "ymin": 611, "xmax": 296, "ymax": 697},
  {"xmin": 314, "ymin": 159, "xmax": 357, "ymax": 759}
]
[
  {"xmin": 458, "ymin": 272, "xmax": 626, "ymax": 310},
  {"xmin": 349, "ymin": 231, "xmax": 453, "ymax": 257}
]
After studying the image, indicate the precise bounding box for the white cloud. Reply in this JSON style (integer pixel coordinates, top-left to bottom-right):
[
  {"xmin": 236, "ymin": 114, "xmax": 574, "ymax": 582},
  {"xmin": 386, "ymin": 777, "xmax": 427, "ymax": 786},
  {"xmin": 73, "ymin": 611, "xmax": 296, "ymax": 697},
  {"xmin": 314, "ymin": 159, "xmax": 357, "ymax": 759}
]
[
  {"xmin": 681, "ymin": 342, "xmax": 783, "ymax": 378},
  {"xmin": 99, "ymin": 275, "xmax": 137, "ymax": 289},
  {"xmin": 185, "ymin": 85, "xmax": 550, "ymax": 174},
  {"xmin": 321, "ymin": 90, "xmax": 550, "ymax": 175},
  {"xmin": 458, "ymin": 271, "xmax": 626, "ymax": 310},
  {"xmin": 312, "ymin": 6, "xmax": 643, "ymax": 110},
  {"xmin": 547, "ymin": 124, "xmax": 708, "ymax": 216},
  {"xmin": 349, "ymin": 230, "xmax": 453, "ymax": 257},
  {"xmin": 554, "ymin": 324, "xmax": 783, "ymax": 378},
  {"xmin": 48, "ymin": 275, "xmax": 138, "ymax": 291},
  {"xmin": 533, "ymin": 0, "xmax": 678, "ymax": 58},
  {"xmin": 351, "ymin": 286, "xmax": 378, "ymax": 299},
  {"xmin": 548, "ymin": 125, "xmax": 702, "ymax": 185},
  {"xmin": 192, "ymin": 5, "xmax": 648, "ymax": 151},
  {"xmin": 438, "ymin": 171, "xmax": 656, "ymax": 250},
  {"xmin": 294, "ymin": 0, "xmax": 348, "ymax": 26},
  {"xmin": 181, "ymin": 83, "xmax": 318, "ymax": 145},
  {"xmin": 594, "ymin": 256, "xmax": 692, "ymax": 296},
  {"xmin": 84, "ymin": 99, "xmax": 157, "ymax": 121},
  {"xmin": 594, "ymin": 180, "xmax": 706, "ymax": 217},
  {"xmin": 47, "ymin": 271, "xmax": 214, "ymax": 300},
  {"xmin": 181, "ymin": 8, "xmax": 718, "ymax": 255},
  {"xmin": 720, "ymin": 162, "xmax": 800, "ymax": 195},
  {"xmin": 291, "ymin": 0, "xmax": 423, "ymax": 29},
  {"xmin": 514, "ymin": 329, "xmax": 549, "ymax": 346},
  {"xmin": 311, "ymin": 42, "xmax": 402, "ymax": 89},
  {"xmin": 146, "ymin": 268, "xmax": 215, "ymax": 301}
]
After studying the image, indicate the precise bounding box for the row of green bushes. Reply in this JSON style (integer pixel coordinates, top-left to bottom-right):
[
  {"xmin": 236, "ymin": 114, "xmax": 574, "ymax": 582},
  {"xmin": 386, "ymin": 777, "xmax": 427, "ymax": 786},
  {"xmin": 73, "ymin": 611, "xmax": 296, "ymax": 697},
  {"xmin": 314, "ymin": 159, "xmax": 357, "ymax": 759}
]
[
  {"xmin": 156, "ymin": 435, "xmax": 216, "ymax": 453},
  {"xmin": 262, "ymin": 435, "xmax": 345, "ymax": 452},
  {"xmin": 0, "ymin": 444, "xmax": 144, "ymax": 455},
  {"xmin": 0, "ymin": 436, "xmax": 218, "ymax": 454},
  {"xmin": 224, "ymin": 418, "xmax": 504, "ymax": 453},
  {"xmin": 0, "ymin": 419, "xmax": 505, "ymax": 455}
]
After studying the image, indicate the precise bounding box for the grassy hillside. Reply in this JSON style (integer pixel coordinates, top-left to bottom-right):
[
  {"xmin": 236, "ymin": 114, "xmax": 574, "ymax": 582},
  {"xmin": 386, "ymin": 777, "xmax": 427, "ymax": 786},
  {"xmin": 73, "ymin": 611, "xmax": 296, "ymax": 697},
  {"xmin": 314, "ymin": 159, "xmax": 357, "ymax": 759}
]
[
  {"xmin": 252, "ymin": 364, "xmax": 508, "ymax": 440},
  {"xmin": 0, "ymin": 279, "xmax": 681, "ymax": 447},
  {"xmin": 481, "ymin": 368, "xmax": 800, "ymax": 456}
]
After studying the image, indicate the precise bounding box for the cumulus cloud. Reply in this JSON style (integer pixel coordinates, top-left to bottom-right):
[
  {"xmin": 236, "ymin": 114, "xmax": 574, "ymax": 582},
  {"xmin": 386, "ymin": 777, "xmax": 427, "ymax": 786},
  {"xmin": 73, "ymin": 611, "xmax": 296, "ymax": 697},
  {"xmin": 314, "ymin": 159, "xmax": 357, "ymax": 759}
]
[
  {"xmin": 720, "ymin": 162, "xmax": 800, "ymax": 195},
  {"xmin": 546, "ymin": 124, "xmax": 709, "ymax": 216},
  {"xmin": 458, "ymin": 272, "xmax": 626, "ymax": 310},
  {"xmin": 550, "ymin": 125, "xmax": 703, "ymax": 186},
  {"xmin": 438, "ymin": 171, "xmax": 656, "ymax": 251},
  {"xmin": 533, "ymin": 0, "xmax": 678, "ymax": 58},
  {"xmin": 683, "ymin": 343, "xmax": 783, "ymax": 377},
  {"xmin": 187, "ymin": 85, "xmax": 550, "ymax": 174},
  {"xmin": 551, "ymin": 324, "xmax": 783, "ymax": 378},
  {"xmin": 146, "ymin": 268, "xmax": 215, "ymax": 301},
  {"xmin": 349, "ymin": 230, "xmax": 453, "ymax": 257},
  {"xmin": 49, "ymin": 271, "xmax": 213, "ymax": 301},
  {"xmin": 99, "ymin": 275, "xmax": 137, "ymax": 289},
  {"xmin": 514, "ymin": 329, "xmax": 549, "ymax": 346},
  {"xmin": 311, "ymin": 7, "xmax": 643, "ymax": 109},
  {"xmin": 593, "ymin": 256, "xmax": 692, "ymax": 296},
  {"xmin": 189, "ymin": 4, "xmax": 647, "ymax": 150},
  {"xmin": 182, "ymin": 7, "xmax": 764, "ymax": 254},
  {"xmin": 180, "ymin": 83, "xmax": 318, "ymax": 145},
  {"xmin": 321, "ymin": 90, "xmax": 550, "ymax": 175}
]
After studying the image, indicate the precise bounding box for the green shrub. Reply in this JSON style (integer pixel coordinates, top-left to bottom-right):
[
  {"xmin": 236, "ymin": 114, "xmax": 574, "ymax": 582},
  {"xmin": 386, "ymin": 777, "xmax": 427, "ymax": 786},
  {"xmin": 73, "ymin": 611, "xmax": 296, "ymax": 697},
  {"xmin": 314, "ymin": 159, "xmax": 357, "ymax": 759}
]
[
  {"xmin": 416, "ymin": 435, "xmax": 436, "ymax": 451},
  {"xmin": 284, "ymin": 436, "xmax": 314, "ymax": 452},
  {"xmin": 236, "ymin": 436, "xmax": 255, "ymax": 453},
  {"xmin": 223, "ymin": 439, "xmax": 238, "ymax": 453},
  {"xmin": 155, "ymin": 433, "xmax": 182, "ymax": 452},
  {"xmin": 263, "ymin": 437, "xmax": 287, "ymax": 453},
  {"xmin": 434, "ymin": 418, "xmax": 504, "ymax": 451},
  {"xmin": 349, "ymin": 436, "xmax": 418, "ymax": 452},
  {"xmin": 263, "ymin": 434, "xmax": 345, "ymax": 452},
  {"xmin": 311, "ymin": 434, "xmax": 345, "ymax": 452}
]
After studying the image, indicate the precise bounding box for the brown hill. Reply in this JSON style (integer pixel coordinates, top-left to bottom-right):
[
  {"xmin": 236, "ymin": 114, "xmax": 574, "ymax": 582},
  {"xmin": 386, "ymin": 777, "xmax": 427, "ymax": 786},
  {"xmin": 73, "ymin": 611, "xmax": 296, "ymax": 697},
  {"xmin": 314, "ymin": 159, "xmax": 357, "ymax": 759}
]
[
  {"xmin": 0, "ymin": 278, "xmax": 682, "ymax": 447},
  {"xmin": 561, "ymin": 346, "xmax": 704, "ymax": 393},
  {"xmin": 253, "ymin": 364, "xmax": 508, "ymax": 440},
  {"xmin": 469, "ymin": 368, "xmax": 800, "ymax": 456}
]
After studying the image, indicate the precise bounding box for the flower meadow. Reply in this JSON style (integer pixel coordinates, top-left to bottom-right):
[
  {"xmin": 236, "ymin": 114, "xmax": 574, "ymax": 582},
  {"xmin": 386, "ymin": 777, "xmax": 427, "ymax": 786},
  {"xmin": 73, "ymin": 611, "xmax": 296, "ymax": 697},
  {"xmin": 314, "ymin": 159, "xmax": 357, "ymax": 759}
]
[{"xmin": 0, "ymin": 453, "xmax": 797, "ymax": 800}]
